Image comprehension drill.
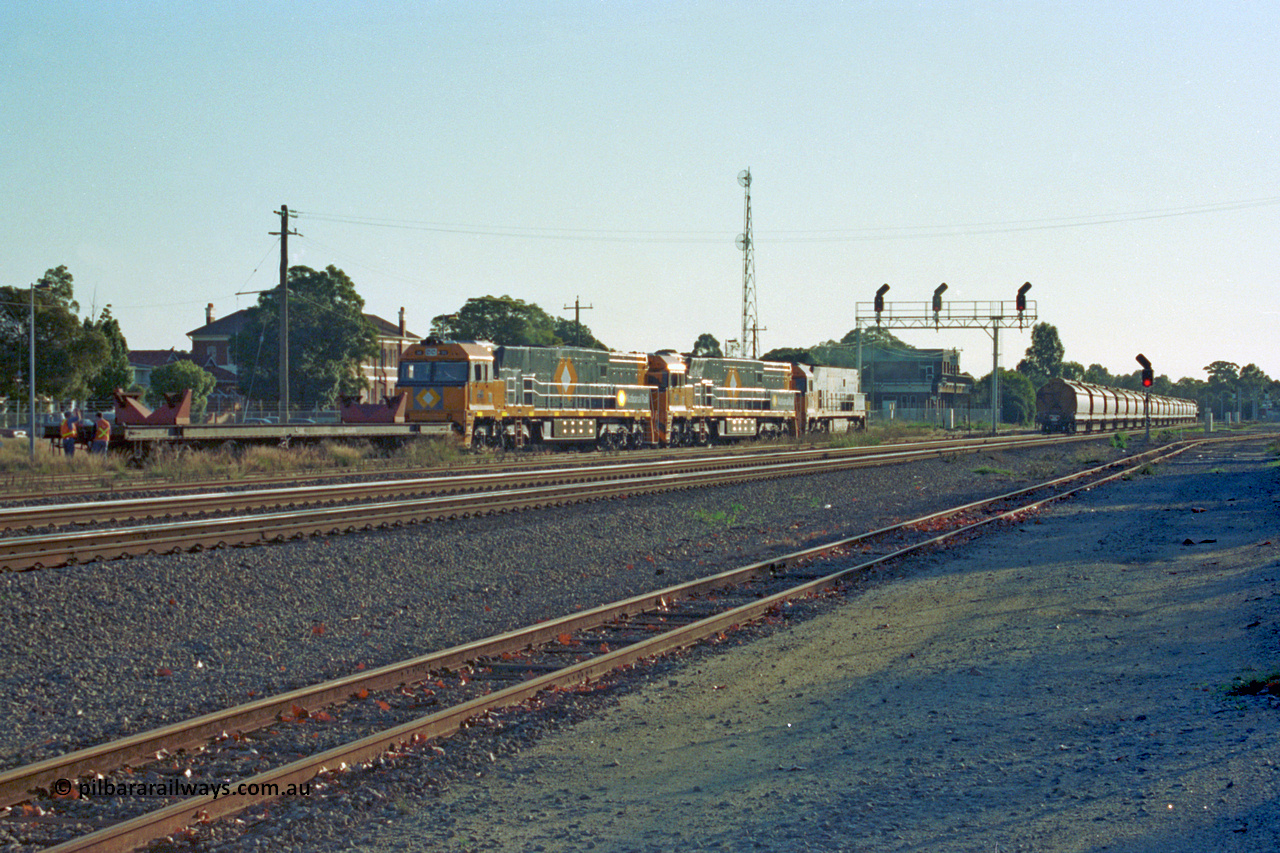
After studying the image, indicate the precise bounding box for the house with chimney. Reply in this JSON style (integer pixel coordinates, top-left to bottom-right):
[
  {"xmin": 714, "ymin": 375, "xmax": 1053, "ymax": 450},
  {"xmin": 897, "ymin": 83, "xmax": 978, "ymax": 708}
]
[
  {"xmin": 128, "ymin": 348, "xmax": 190, "ymax": 391},
  {"xmin": 186, "ymin": 303, "xmax": 418, "ymax": 408}
]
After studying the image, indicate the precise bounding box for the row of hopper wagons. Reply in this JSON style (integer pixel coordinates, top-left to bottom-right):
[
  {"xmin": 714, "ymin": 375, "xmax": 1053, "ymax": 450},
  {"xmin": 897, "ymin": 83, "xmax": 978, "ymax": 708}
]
[{"xmin": 1034, "ymin": 378, "xmax": 1199, "ymax": 435}]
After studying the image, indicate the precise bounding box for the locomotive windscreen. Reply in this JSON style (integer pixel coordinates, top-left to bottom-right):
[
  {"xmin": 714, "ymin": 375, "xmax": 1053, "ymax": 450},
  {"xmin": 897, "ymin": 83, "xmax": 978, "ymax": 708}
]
[{"xmin": 399, "ymin": 361, "xmax": 469, "ymax": 385}]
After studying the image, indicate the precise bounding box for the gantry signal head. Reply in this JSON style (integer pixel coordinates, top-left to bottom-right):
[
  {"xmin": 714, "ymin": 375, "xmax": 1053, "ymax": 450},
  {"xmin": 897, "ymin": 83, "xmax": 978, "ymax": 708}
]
[
  {"xmin": 874, "ymin": 284, "xmax": 890, "ymax": 321},
  {"xmin": 1016, "ymin": 282, "xmax": 1032, "ymax": 312}
]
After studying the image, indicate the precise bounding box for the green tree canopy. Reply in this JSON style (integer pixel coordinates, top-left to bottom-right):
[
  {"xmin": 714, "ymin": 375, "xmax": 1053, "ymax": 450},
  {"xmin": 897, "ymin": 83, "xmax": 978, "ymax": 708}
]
[
  {"xmin": 147, "ymin": 360, "xmax": 216, "ymax": 419},
  {"xmin": 431, "ymin": 295, "xmax": 562, "ymax": 347},
  {"xmin": 85, "ymin": 306, "xmax": 134, "ymax": 399},
  {"xmin": 1238, "ymin": 363, "xmax": 1271, "ymax": 417},
  {"xmin": 0, "ymin": 266, "xmax": 113, "ymax": 401},
  {"xmin": 692, "ymin": 333, "xmax": 724, "ymax": 358},
  {"xmin": 1203, "ymin": 360, "xmax": 1240, "ymax": 387},
  {"xmin": 1082, "ymin": 363, "xmax": 1114, "ymax": 386},
  {"xmin": 553, "ymin": 316, "xmax": 608, "ymax": 349},
  {"xmin": 972, "ymin": 369, "xmax": 1036, "ymax": 425},
  {"xmin": 760, "ymin": 346, "xmax": 812, "ymax": 364},
  {"xmin": 1171, "ymin": 376, "xmax": 1207, "ymax": 403},
  {"xmin": 838, "ymin": 326, "xmax": 909, "ymax": 348},
  {"xmin": 230, "ymin": 265, "xmax": 379, "ymax": 407},
  {"xmin": 1015, "ymin": 322, "xmax": 1065, "ymax": 387}
]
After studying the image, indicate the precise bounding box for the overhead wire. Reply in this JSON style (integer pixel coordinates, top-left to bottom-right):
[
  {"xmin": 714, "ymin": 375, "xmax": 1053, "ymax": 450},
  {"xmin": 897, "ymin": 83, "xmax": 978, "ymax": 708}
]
[{"xmin": 295, "ymin": 195, "xmax": 1280, "ymax": 244}]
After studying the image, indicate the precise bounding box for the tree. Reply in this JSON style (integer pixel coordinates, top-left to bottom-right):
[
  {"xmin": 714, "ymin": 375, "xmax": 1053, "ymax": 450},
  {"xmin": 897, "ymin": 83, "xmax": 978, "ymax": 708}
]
[
  {"xmin": 1203, "ymin": 360, "xmax": 1240, "ymax": 419},
  {"xmin": 1237, "ymin": 363, "xmax": 1270, "ymax": 420},
  {"xmin": 972, "ymin": 369, "xmax": 1036, "ymax": 425},
  {"xmin": 1170, "ymin": 376, "xmax": 1208, "ymax": 413},
  {"xmin": 1015, "ymin": 323, "xmax": 1065, "ymax": 387},
  {"xmin": 1083, "ymin": 363, "xmax": 1114, "ymax": 386},
  {"xmin": 1146, "ymin": 373, "xmax": 1174, "ymax": 397},
  {"xmin": 431, "ymin": 295, "xmax": 562, "ymax": 347},
  {"xmin": 692, "ymin": 333, "xmax": 723, "ymax": 358},
  {"xmin": 839, "ymin": 326, "xmax": 908, "ymax": 349},
  {"xmin": 148, "ymin": 360, "xmax": 216, "ymax": 420},
  {"xmin": 230, "ymin": 265, "xmax": 379, "ymax": 407},
  {"xmin": 1060, "ymin": 361, "xmax": 1085, "ymax": 381},
  {"xmin": 84, "ymin": 306, "xmax": 134, "ymax": 399},
  {"xmin": 760, "ymin": 346, "xmax": 812, "ymax": 364},
  {"xmin": 0, "ymin": 266, "xmax": 112, "ymax": 402},
  {"xmin": 553, "ymin": 316, "xmax": 607, "ymax": 349}
]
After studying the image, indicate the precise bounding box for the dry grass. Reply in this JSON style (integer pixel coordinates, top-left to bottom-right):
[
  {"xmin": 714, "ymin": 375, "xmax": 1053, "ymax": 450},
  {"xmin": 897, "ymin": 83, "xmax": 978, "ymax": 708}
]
[
  {"xmin": 0, "ymin": 433, "xmax": 471, "ymax": 489},
  {"xmin": 827, "ymin": 422, "xmax": 944, "ymax": 449}
]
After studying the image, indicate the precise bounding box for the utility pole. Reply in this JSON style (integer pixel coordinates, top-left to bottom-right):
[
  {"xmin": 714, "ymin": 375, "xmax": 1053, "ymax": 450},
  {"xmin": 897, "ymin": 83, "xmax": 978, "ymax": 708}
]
[
  {"xmin": 271, "ymin": 206, "xmax": 299, "ymax": 422},
  {"xmin": 562, "ymin": 296, "xmax": 593, "ymax": 346}
]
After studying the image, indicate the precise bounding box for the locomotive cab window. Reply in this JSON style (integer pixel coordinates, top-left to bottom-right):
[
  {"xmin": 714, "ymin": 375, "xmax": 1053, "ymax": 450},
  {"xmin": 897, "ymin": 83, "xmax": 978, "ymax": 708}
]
[
  {"xmin": 399, "ymin": 361, "xmax": 469, "ymax": 385},
  {"xmin": 433, "ymin": 361, "xmax": 468, "ymax": 385},
  {"xmin": 399, "ymin": 362, "xmax": 432, "ymax": 384}
]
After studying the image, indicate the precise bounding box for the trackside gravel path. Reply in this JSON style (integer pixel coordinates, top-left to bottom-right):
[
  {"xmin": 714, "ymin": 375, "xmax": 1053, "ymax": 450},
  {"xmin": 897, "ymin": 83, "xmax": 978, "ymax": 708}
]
[{"xmin": 367, "ymin": 437, "xmax": 1280, "ymax": 853}]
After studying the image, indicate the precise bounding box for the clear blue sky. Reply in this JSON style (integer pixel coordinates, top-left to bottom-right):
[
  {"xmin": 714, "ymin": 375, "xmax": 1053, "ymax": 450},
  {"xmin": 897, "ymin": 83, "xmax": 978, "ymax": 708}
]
[{"xmin": 4, "ymin": 1, "xmax": 1277, "ymax": 383}]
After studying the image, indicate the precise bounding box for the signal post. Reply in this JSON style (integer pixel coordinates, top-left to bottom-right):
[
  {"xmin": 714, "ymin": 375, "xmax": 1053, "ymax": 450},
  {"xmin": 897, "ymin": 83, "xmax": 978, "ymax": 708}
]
[
  {"xmin": 1136, "ymin": 353, "xmax": 1154, "ymax": 443},
  {"xmin": 855, "ymin": 283, "xmax": 1037, "ymax": 435}
]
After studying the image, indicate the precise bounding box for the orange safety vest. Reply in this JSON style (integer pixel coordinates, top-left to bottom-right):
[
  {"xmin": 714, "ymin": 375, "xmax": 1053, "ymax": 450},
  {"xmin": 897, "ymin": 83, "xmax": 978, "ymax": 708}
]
[
  {"xmin": 96, "ymin": 419, "xmax": 110, "ymax": 442},
  {"xmin": 60, "ymin": 420, "xmax": 74, "ymax": 440}
]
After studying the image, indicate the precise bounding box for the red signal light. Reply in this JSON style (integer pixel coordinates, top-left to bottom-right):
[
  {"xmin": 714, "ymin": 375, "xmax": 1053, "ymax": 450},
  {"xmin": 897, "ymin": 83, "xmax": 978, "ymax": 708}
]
[{"xmin": 1136, "ymin": 353, "xmax": 1153, "ymax": 388}]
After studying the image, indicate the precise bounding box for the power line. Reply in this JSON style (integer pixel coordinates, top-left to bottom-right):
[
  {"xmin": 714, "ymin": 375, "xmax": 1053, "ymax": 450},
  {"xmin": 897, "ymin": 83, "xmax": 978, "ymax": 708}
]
[
  {"xmin": 295, "ymin": 194, "xmax": 1280, "ymax": 245},
  {"xmin": 296, "ymin": 211, "xmax": 725, "ymax": 243}
]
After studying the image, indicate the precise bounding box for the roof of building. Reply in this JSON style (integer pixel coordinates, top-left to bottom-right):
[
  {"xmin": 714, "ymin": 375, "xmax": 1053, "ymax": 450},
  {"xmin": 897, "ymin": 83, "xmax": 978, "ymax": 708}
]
[
  {"xmin": 187, "ymin": 310, "xmax": 252, "ymax": 339},
  {"xmin": 128, "ymin": 348, "xmax": 190, "ymax": 368},
  {"xmin": 188, "ymin": 308, "xmax": 416, "ymax": 341},
  {"xmin": 367, "ymin": 312, "xmax": 418, "ymax": 340}
]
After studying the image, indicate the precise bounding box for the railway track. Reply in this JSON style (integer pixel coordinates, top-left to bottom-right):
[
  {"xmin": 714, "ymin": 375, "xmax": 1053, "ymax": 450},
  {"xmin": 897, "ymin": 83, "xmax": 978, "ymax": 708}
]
[
  {"xmin": 0, "ymin": 437, "xmax": 1208, "ymax": 852},
  {"xmin": 0, "ymin": 432, "xmax": 1084, "ymax": 571}
]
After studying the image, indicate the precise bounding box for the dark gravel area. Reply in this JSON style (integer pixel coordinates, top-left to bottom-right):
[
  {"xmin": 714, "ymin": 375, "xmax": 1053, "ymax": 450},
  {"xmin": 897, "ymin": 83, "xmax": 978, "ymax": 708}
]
[{"xmin": 0, "ymin": 439, "xmax": 1119, "ymax": 775}]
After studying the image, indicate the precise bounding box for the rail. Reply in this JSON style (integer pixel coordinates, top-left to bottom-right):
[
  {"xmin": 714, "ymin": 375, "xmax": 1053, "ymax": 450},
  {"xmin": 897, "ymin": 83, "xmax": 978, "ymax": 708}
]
[
  {"xmin": 0, "ymin": 433, "xmax": 1101, "ymax": 571},
  {"xmin": 3, "ymin": 437, "xmax": 1216, "ymax": 851}
]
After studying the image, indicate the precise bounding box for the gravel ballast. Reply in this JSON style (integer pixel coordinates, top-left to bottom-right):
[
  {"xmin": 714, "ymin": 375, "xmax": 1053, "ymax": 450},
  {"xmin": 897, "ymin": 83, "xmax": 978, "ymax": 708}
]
[
  {"xmin": 366, "ymin": 436, "xmax": 1280, "ymax": 853},
  {"xmin": 1, "ymin": 441, "xmax": 1098, "ymax": 770},
  {"xmin": 2, "ymin": 436, "xmax": 1277, "ymax": 852}
]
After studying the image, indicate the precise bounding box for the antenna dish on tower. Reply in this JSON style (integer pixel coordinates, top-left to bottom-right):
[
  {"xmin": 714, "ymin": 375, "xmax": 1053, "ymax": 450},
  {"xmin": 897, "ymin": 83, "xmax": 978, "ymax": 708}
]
[{"xmin": 738, "ymin": 169, "xmax": 751, "ymax": 188}]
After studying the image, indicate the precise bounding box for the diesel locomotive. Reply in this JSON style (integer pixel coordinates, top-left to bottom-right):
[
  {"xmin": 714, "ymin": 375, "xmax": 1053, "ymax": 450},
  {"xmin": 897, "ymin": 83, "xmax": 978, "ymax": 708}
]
[
  {"xmin": 394, "ymin": 340, "xmax": 867, "ymax": 448},
  {"xmin": 1035, "ymin": 378, "xmax": 1198, "ymax": 434}
]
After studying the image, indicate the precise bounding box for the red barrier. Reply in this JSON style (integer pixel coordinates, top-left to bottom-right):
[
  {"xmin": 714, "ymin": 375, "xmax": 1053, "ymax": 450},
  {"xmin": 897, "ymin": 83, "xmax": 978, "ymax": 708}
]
[{"xmin": 113, "ymin": 388, "xmax": 192, "ymax": 426}]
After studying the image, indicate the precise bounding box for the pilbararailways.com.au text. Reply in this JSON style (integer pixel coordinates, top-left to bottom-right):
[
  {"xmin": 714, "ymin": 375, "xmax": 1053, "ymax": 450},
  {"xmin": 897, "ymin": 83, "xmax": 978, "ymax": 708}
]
[{"xmin": 69, "ymin": 778, "xmax": 311, "ymax": 800}]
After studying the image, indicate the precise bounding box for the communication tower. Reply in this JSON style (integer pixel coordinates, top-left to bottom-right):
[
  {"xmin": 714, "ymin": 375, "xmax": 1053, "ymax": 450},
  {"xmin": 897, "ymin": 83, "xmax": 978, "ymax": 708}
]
[{"xmin": 737, "ymin": 169, "xmax": 762, "ymax": 358}]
